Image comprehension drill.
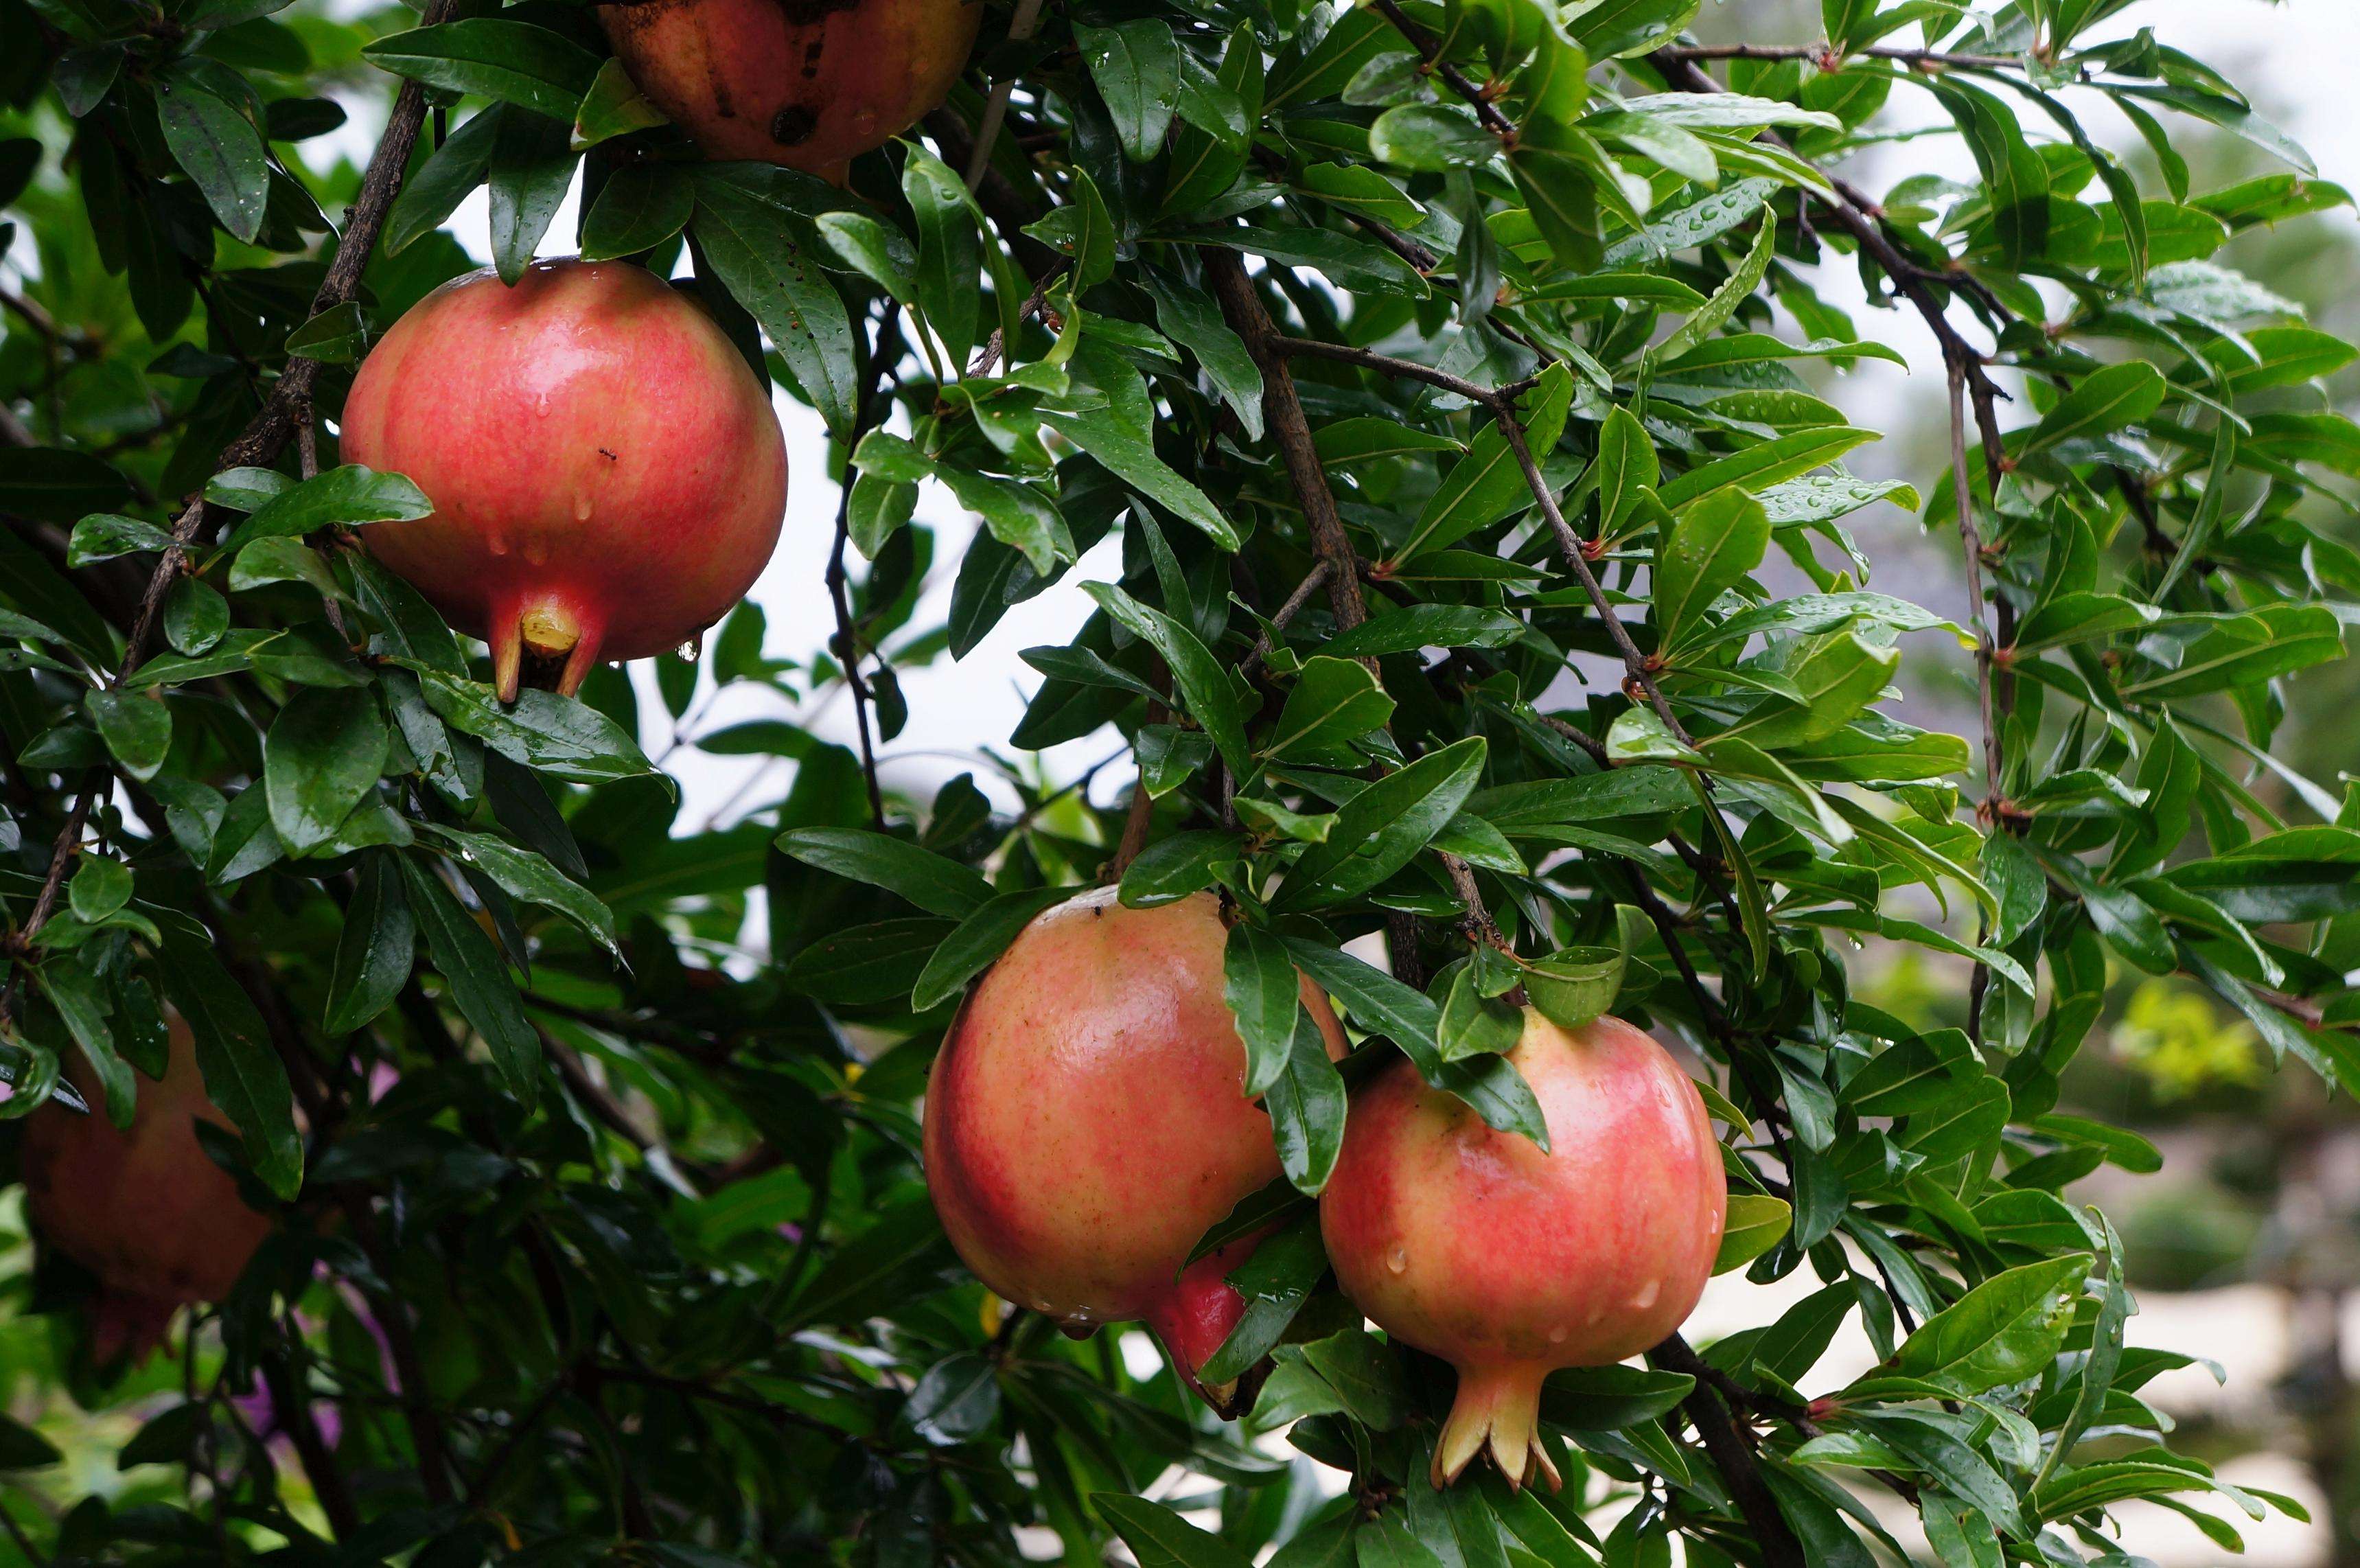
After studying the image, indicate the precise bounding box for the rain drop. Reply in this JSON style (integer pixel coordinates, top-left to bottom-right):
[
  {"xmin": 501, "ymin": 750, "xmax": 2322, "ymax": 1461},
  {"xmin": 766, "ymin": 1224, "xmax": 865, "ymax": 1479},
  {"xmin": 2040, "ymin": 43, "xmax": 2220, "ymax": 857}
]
[
  {"xmin": 1385, "ymin": 1245, "xmax": 1409, "ymax": 1275},
  {"xmin": 1630, "ymin": 1280, "xmax": 1661, "ymax": 1311},
  {"xmin": 675, "ymin": 635, "xmax": 704, "ymax": 662},
  {"xmin": 1547, "ymin": 1326, "xmax": 1569, "ymax": 1345}
]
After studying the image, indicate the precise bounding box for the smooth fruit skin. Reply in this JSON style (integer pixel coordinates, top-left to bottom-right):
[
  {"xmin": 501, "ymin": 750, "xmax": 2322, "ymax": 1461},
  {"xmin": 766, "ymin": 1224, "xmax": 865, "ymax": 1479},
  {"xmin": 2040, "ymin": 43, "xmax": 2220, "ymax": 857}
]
[
  {"xmin": 21, "ymin": 1014, "xmax": 271, "ymax": 1363},
  {"xmin": 1321, "ymin": 1011, "xmax": 1726, "ymax": 1490},
  {"xmin": 340, "ymin": 259, "xmax": 787, "ymax": 700},
  {"xmin": 923, "ymin": 888, "xmax": 1346, "ymax": 1415},
  {"xmin": 598, "ymin": 0, "xmax": 982, "ymax": 183}
]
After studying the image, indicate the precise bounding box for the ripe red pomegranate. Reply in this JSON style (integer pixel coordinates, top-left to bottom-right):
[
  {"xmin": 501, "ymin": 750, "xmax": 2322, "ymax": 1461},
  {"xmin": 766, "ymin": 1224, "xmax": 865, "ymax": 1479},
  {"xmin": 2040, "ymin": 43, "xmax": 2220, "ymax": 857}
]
[
  {"xmin": 21, "ymin": 1013, "xmax": 273, "ymax": 1363},
  {"xmin": 340, "ymin": 259, "xmax": 787, "ymax": 700},
  {"xmin": 599, "ymin": 0, "xmax": 982, "ymax": 183},
  {"xmin": 923, "ymin": 889, "xmax": 1347, "ymax": 1415},
  {"xmin": 1321, "ymin": 1011, "xmax": 1725, "ymax": 1490}
]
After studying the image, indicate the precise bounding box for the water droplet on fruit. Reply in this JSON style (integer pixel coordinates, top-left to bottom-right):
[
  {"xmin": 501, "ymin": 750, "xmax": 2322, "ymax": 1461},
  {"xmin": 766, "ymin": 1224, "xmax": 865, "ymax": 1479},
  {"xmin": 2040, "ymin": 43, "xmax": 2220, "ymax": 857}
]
[
  {"xmin": 675, "ymin": 636, "xmax": 702, "ymax": 662},
  {"xmin": 535, "ymin": 392, "xmax": 551, "ymax": 417},
  {"xmin": 573, "ymin": 492, "xmax": 594, "ymax": 522},
  {"xmin": 1385, "ymin": 1245, "xmax": 1409, "ymax": 1274},
  {"xmin": 485, "ymin": 532, "xmax": 510, "ymax": 557},
  {"xmin": 1630, "ymin": 1279, "xmax": 1661, "ymax": 1311},
  {"xmin": 1708, "ymin": 1211, "xmax": 1723, "ymax": 1236},
  {"xmin": 1547, "ymin": 1326, "xmax": 1569, "ymax": 1345}
]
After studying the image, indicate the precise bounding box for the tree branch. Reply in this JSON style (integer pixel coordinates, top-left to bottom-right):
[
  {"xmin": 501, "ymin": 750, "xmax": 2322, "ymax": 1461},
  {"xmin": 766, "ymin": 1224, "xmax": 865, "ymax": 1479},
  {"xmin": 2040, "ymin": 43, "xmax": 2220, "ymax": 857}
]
[
  {"xmin": 262, "ymin": 1343, "xmax": 360, "ymax": 1538},
  {"xmin": 1273, "ymin": 336, "xmax": 1505, "ymax": 406},
  {"xmin": 1205, "ymin": 246, "xmax": 1501, "ymax": 983},
  {"xmin": 1367, "ymin": 0, "xmax": 1518, "ymax": 143},
  {"xmin": 1648, "ymin": 1333, "xmax": 1807, "ymax": 1568},
  {"xmin": 6, "ymin": 0, "xmax": 461, "ymax": 965},
  {"xmin": 544, "ymin": 1028, "xmax": 662, "ymax": 1161},
  {"xmin": 1203, "ymin": 251, "xmax": 1372, "ymax": 643}
]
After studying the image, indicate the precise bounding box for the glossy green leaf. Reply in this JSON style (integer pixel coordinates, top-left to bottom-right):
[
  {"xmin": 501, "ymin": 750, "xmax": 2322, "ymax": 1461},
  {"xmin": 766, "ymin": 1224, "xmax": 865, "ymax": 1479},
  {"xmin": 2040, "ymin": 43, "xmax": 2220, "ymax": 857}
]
[{"xmin": 262, "ymin": 687, "xmax": 386, "ymax": 857}]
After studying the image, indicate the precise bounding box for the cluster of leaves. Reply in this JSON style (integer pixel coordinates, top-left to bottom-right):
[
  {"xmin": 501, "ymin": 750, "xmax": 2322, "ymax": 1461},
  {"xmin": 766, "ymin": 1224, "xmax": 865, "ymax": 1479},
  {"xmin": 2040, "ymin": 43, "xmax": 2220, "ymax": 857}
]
[{"xmin": 3, "ymin": 0, "xmax": 2360, "ymax": 1560}]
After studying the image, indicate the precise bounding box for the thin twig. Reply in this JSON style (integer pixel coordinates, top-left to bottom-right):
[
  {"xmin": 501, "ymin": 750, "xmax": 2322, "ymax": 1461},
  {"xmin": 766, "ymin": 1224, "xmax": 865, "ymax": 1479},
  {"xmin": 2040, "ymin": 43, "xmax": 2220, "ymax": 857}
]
[
  {"xmin": 0, "ymin": 1492, "xmax": 47, "ymax": 1567},
  {"xmin": 262, "ymin": 1341, "xmax": 360, "ymax": 1538},
  {"xmin": 967, "ymin": 266, "xmax": 1063, "ymax": 378},
  {"xmin": 333, "ymin": 1192, "xmax": 459, "ymax": 1503},
  {"xmin": 1649, "ymin": 45, "xmax": 2028, "ymax": 1057},
  {"xmin": 1648, "ymin": 51, "xmax": 2013, "ymax": 484},
  {"xmin": 1945, "ymin": 354, "xmax": 2005, "ymax": 825},
  {"xmin": 594, "ymin": 1365, "xmax": 844, "ymax": 1436},
  {"xmin": 1658, "ymin": 42, "xmax": 2034, "ymax": 71},
  {"xmin": 1367, "ymin": 0, "xmax": 1519, "ymax": 143},
  {"xmin": 1238, "ymin": 561, "xmax": 1332, "ymax": 677},
  {"xmin": 825, "ymin": 303, "xmax": 905, "ymax": 828},
  {"xmin": 1273, "ymin": 336, "xmax": 1503, "ymax": 405},
  {"xmin": 1111, "ymin": 698, "xmax": 1166, "ymax": 875},
  {"xmin": 1499, "ymin": 414, "xmax": 1689, "ymax": 743},
  {"xmin": 962, "ymin": 0, "xmax": 1050, "ymax": 189},
  {"xmin": 544, "ymin": 1028, "xmax": 664, "ymax": 1162},
  {"xmin": 469, "ymin": 1365, "xmax": 575, "ymax": 1500},
  {"xmin": 1536, "ymin": 711, "xmax": 1610, "ymax": 765}
]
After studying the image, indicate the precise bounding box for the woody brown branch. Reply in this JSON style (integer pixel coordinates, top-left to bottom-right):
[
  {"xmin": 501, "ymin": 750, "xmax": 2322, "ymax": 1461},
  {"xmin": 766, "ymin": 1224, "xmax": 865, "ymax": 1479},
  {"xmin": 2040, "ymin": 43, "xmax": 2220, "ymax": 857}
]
[{"xmin": 1203, "ymin": 247, "xmax": 1502, "ymax": 973}]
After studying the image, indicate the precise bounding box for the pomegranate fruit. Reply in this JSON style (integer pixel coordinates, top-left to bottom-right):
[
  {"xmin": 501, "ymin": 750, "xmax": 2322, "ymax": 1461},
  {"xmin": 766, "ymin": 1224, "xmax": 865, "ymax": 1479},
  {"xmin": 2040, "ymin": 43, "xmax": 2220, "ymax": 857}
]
[
  {"xmin": 1321, "ymin": 1011, "xmax": 1725, "ymax": 1490},
  {"xmin": 21, "ymin": 1013, "xmax": 273, "ymax": 1362},
  {"xmin": 598, "ymin": 0, "xmax": 982, "ymax": 183},
  {"xmin": 923, "ymin": 888, "xmax": 1347, "ymax": 1416},
  {"xmin": 340, "ymin": 259, "xmax": 787, "ymax": 700}
]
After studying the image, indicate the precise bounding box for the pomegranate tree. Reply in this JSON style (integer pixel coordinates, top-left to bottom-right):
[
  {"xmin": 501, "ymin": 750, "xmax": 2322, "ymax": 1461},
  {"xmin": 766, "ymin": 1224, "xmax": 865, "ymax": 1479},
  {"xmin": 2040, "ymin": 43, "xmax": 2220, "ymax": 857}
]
[
  {"xmin": 21, "ymin": 1015, "xmax": 273, "ymax": 1362},
  {"xmin": 340, "ymin": 259, "xmax": 787, "ymax": 700},
  {"xmin": 923, "ymin": 889, "xmax": 1345, "ymax": 1415},
  {"xmin": 1321, "ymin": 1011, "xmax": 1725, "ymax": 1490},
  {"xmin": 599, "ymin": 0, "xmax": 981, "ymax": 183}
]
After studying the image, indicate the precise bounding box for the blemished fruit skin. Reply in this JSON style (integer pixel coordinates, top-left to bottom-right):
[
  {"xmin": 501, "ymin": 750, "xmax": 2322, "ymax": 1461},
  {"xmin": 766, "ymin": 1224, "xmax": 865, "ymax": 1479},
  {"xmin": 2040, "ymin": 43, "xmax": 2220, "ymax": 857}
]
[
  {"xmin": 21, "ymin": 1013, "xmax": 271, "ymax": 1363},
  {"xmin": 597, "ymin": 0, "xmax": 982, "ymax": 184},
  {"xmin": 340, "ymin": 259, "xmax": 787, "ymax": 701},
  {"xmin": 1321, "ymin": 1011, "xmax": 1726, "ymax": 1490},
  {"xmin": 923, "ymin": 888, "xmax": 1347, "ymax": 1416}
]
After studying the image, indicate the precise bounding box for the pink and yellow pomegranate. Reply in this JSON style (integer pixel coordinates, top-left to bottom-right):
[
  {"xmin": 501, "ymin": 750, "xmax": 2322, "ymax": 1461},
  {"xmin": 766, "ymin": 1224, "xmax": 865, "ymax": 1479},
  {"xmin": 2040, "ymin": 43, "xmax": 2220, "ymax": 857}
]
[
  {"xmin": 923, "ymin": 889, "xmax": 1347, "ymax": 1415},
  {"xmin": 340, "ymin": 259, "xmax": 787, "ymax": 700},
  {"xmin": 599, "ymin": 0, "xmax": 982, "ymax": 184},
  {"xmin": 1321, "ymin": 1011, "xmax": 1726, "ymax": 1490}
]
